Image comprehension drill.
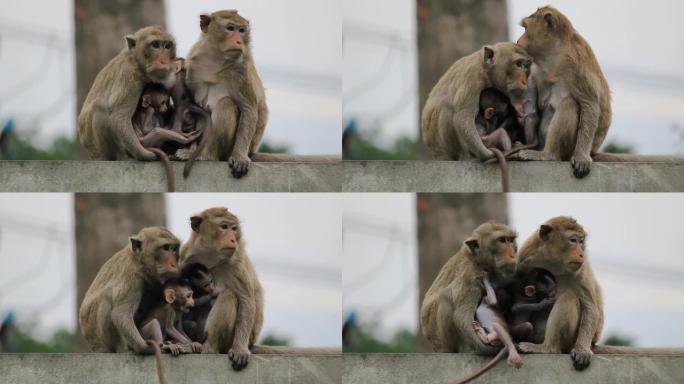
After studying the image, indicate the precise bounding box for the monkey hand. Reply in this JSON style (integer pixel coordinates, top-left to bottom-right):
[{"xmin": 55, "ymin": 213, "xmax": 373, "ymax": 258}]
[
  {"xmin": 228, "ymin": 345, "xmax": 251, "ymax": 371},
  {"xmin": 517, "ymin": 341, "xmax": 544, "ymax": 354},
  {"xmin": 570, "ymin": 152, "xmax": 592, "ymax": 178},
  {"xmin": 570, "ymin": 347, "xmax": 593, "ymax": 371},
  {"xmin": 228, "ymin": 153, "xmax": 251, "ymax": 178},
  {"xmin": 190, "ymin": 341, "xmax": 203, "ymax": 353},
  {"xmin": 507, "ymin": 353, "xmax": 523, "ymax": 369}
]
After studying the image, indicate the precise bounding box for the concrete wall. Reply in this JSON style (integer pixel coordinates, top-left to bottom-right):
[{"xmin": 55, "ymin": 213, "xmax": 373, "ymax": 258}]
[
  {"xmin": 1, "ymin": 160, "xmax": 683, "ymax": 192},
  {"xmin": 0, "ymin": 161, "xmax": 342, "ymax": 192},
  {"xmin": 344, "ymin": 161, "xmax": 684, "ymax": 192},
  {"xmin": 344, "ymin": 353, "xmax": 684, "ymax": 384},
  {"xmin": 0, "ymin": 354, "xmax": 341, "ymax": 384}
]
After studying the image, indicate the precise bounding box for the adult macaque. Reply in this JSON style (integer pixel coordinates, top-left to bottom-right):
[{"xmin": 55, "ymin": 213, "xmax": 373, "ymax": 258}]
[
  {"xmin": 512, "ymin": 6, "xmax": 611, "ymax": 178},
  {"xmin": 180, "ymin": 263, "xmax": 220, "ymax": 341},
  {"xmin": 79, "ymin": 227, "xmax": 180, "ymax": 354},
  {"xmin": 180, "ymin": 207, "xmax": 264, "ymax": 370},
  {"xmin": 421, "ymin": 42, "xmax": 531, "ymax": 162},
  {"xmin": 79, "ymin": 26, "xmax": 178, "ymax": 161},
  {"xmin": 139, "ymin": 278, "xmax": 202, "ymax": 355},
  {"xmin": 185, "ymin": 10, "xmax": 268, "ymax": 178},
  {"xmin": 421, "ymin": 222, "xmax": 517, "ymax": 354},
  {"xmin": 516, "ymin": 216, "xmax": 602, "ymax": 370}
]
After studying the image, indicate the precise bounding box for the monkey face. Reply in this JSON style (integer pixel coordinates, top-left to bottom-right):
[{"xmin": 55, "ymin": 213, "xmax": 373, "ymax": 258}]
[
  {"xmin": 201, "ymin": 11, "xmax": 250, "ymax": 59},
  {"xmin": 131, "ymin": 227, "xmax": 180, "ymax": 283},
  {"xmin": 152, "ymin": 94, "xmax": 170, "ymax": 114},
  {"xmin": 155, "ymin": 242, "xmax": 181, "ymax": 281},
  {"xmin": 518, "ymin": 217, "xmax": 587, "ymax": 276},
  {"xmin": 517, "ymin": 7, "xmax": 563, "ymax": 59},
  {"xmin": 465, "ymin": 223, "xmax": 518, "ymax": 279},
  {"xmin": 185, "ymin": 208, "xmax": 241, "ymax": 269},
  {"xmin": 126, "ymin": 27, "xmax": 177, "ymax": 83},
  {"xmin": 482, "ymin": 44, "xmax": 531, "ymax": 116},
  {"xmin": 177, "ymin": 286, "xmax": 195, "ymax": 313}
]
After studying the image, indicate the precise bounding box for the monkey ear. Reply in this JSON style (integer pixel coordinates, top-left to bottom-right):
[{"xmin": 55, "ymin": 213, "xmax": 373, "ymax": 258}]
[
  {"xmin": 200, "ymin": 14, "xmax": 211, "ymax": 33},
  {"xmin": 125, "ymin": 35, "xmax": 136, "ymax": 51},
  {"xmin": 164, "ymin": 288, "xmax": 176, "ymax": 304},
  {"xmin": 483, "ymin": 46, "xmax": 495, "ymax": 65},
  {"xmin": 484, "ymin": 107, "xmax": 495, "ymax": 120},
  {"xmin": 190, "ymin": 216, "xmax": 202, "ymax": 233},
  {"xmin": 141, "ymin": 94, "xmax": 152, "ymax": 108},
  {"xmin": 543, "ymin": 12, "xmax": 558, "ymax": 31},
  {"xmin": 539, "ymin": 224, "xmax": 553, "ymax": 241},
  {"xmin": 130, "ymin": 237, "xmax": 143, "ymax": 255},
  {"xmin": 174, "ymin": 58, "xmax": 185, "ymax": 74},
  {"xmin": 465, "ymin": 237, "xmax": 480, "ymax": 253}
]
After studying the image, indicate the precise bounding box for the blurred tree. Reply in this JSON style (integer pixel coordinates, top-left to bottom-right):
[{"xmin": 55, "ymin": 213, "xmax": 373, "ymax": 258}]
[
  {"xmin": 1, "ymin": 325, "xmax": 77, "ymax": 353},
  {"xmin": 602, "ymin": 141, "xmax": 634, "ymax": 154},
  {"xmin": 602, "ymin": 333, "xmax": 635, "ymax": 347},
  {"xmin": 259, "ymin": 333, "xmax": 291, "ymax": 347},
  {"xmin": 343, "ymin": 119, "xmax": 417, "ymax": 160},
  {"xmin": 72, "ymin": 0, "xmax": 168, "ymax": 351},
  {"xmin": 415, "ymin": 0, "xmax": 510, "ymax": 351},
  {"xmin": 343, "ymin": 320, "xmax": 416, "ymax": 353},
  {"xmin": 259, "ymin": 141, "xmax": 292, "ymax": 154},
  {"xmin": 0, "ymin": 130, "xmax": 74, "ymax": 160}
]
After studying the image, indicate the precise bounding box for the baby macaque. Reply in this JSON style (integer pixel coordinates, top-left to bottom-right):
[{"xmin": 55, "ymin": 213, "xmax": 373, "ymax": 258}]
[
  {"xmin": 471, "ymin": 272, "xmax": 523, "ymax": 368},
  {"xmin": 476, "ymin": 88, "xmax": 519, "ymax": 153},
  {"xmin": 507, "ymin": 268, "xmax": 556, "ymax": 343},
  {"xmin": 180, "ymin": 263, "xmax": 220, "ymax": 342},
  {"xmin": 132, "ymin": 83, "xmax": 201, "ymax": 150},
  {"xmin": 138, "ymin": 278, "xmax": 203, "ymax": 355}
]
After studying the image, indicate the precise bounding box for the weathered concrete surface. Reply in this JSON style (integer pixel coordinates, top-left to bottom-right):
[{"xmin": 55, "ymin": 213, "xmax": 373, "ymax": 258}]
[
  {"xmin": 344, "ymin": 353, "xmax": 684, "ymax": 384},
  {"xmin": 0, "ymin": 161, "xmax": 342, "ymax": 192},
  {"xmin": 0, "ymin": 353, "xmax": 341, "ymax": 384},
  {"xmin": 343, "ymin": 161, "xmax": 684, "ymax": 192}
]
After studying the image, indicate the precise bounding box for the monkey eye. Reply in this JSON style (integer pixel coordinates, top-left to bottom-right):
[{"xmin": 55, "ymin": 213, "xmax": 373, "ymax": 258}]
[
  {"xmin": 152, "ymin": 41, "xmax": 161, "ymax": 49},
  {"xmin": 238, "ymin": 27, "xmax": 246, "ymax": 34},
  {"xmin": 227, "ymin": 25, "xmax": 235, "ymax": 32},
  {"xmin": 220, "ymin": 223, "xmax": 230, "ymax": 230}
]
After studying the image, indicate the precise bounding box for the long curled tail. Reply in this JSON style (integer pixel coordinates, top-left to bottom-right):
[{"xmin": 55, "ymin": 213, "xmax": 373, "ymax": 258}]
[
  {"xmin": 484, "ymin": 148, "xmax": 509, "ymax": 192},
  {"xmin": 451, "ymin": 347, "xmax": 508, "ymax": 384},
  {"xmin": 148, "ymin": 148, "xmax": 175, "ymax": 192},
  {"xmin": 146, "ymin": 340, "xmax": 166, "ymax": 384}
]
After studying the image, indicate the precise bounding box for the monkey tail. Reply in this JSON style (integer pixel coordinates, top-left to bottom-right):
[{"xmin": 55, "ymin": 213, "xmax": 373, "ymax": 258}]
[
  {"xmin": 593, "ymin": 345, "xmax": 684, "ymax": 355},
  {"xmin": 249, "ymin": 152, "xmax": 341, "ymax": 162},
  {"xmin": 148, "ymin": 148, "xmax": 175, "ymax": 192},
  {"xmin": 182, "ymin": 111, "xmax": 212, "ymax": 179},
  {"xmin": 451, "ymin": 347, "xmax": 508, "ymax": 384},
  {"xmin": 483, "ymin": 148, "xmax": 509, "ymax": 192},
  {"xmin": 146, "ymin": 340, "xmax": 167, "ymax": 384},
  {"xmin": 503, "ymin": 142, "xmax": 538, "ymax": 158},
  {"xmin": 250, "ymin": 345, "xmax": 341, "ymax": 355},
  {"xmin": 592, "ymin": 153, "xmax": 684, "ymax": 163}
]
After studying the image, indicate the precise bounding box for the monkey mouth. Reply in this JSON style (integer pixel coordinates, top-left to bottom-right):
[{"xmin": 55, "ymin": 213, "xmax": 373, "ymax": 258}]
[{"xmin": 567, "ymin": 261, "xmax": 584, "ymax": 270}]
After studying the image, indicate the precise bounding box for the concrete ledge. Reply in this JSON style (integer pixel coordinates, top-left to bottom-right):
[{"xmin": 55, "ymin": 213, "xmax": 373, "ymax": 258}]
[
  {"xmin": 0, "ymin": 353, "xmax": 341, "ymax": 384},
  {"xmin": 0, "ymin": 161, "xmax": 342, "ymax": 192},
  {"xmin": 343, "ymin": 353, "xmax": 684, "ymax": 384},
  {"xmin": 343, "ymin": 161, "xmax": 684, "ymax": 192}
]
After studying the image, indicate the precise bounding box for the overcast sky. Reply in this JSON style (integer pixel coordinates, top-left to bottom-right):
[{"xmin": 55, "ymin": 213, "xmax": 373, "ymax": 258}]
[
  {"xmin": 343, "ymin": 193, "xmax": 684, "ymax": 347},
  {"xmin": 0, "ymin": 0, "xmax": 341, "ymax": 154},
  {"xmin": 344, "ymin": 0, "xmax": 684, "ymax": 154},
  {"xmin": 0, "ymin": 194, "xmax": 341, "ymax": 347}
]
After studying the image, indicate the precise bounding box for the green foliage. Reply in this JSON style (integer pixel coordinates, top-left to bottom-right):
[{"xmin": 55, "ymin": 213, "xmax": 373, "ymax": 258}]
[
  {"xmin": 602, "ymin": 332, "xmax": 635, "ymax": 347},
  {"xmin": 343, "ymin": 129, "xmax": 417, "ymax": 160},
  {"xmin": 259, "ymin": 333, "xmax": 291, "ymax": 346},
  {"xmin": 259, "ymin": 141, "xmax": 292, "ymax": 154},
  {"xmin": 343, "ymin": 321, "xmax": 416, "ymax": 353},
  {"xmin": 601, "ymin": 140, "xmax": 634, "ymax": 154},
  {"xmin": 1, "ymin": 325, "xmax": 77, "ymax": 353},
  {"xmin": 1, "ymin": 130, "xmax": 75, "ymax": 160}
]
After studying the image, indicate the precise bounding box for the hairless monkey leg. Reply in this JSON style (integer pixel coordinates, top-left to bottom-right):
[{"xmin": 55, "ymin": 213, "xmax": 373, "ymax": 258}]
[{"xmin": 140, "ymin": 128, "xmax": 202, "ymax": 148}]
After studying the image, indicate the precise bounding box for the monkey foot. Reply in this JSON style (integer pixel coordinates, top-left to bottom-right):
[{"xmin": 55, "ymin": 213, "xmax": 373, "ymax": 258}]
[
  {"xmin": 570, "ymin": 347, "xmax": 593, "ymax": 371},
  {"xmin": 507, "ymin": 353, "xmax": 523, "ymax": 369},
  {"xmin": 570, "ymin": 154, "xmax": 592, "ymax": 178},
  {"xmin": 517, "ymin": 342, "xmax": 544, "ymax": 354},
  {"xmin": 228, "ymin": 155, "xmax": 251, "ymax": 178},
  {"xmin": 228, "ymin": 346, "xmax": 251, "ymax": 371}
]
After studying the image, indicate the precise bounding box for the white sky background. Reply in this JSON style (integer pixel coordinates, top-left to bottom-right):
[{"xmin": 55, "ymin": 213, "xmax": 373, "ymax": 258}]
[
  {"xmin": 343, "ymin": 194, "xmax": 684, "ymax": 347},
  {"xmin": 0, "ymin": 0, "xmax": 341, "ymax": 154},
  {"xmin": 343, "ymin": 0, "xmax": 684, "ymax": 154},
  {"xmin": 0, "ymin": 194, "xmax": 341, "ymax": 348}
]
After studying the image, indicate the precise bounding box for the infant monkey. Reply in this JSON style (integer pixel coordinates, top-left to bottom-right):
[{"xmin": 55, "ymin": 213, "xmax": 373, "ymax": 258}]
[
  {"xmin": 472, "ymin": 272, "xmax": 523, "ymax": 368},
  {"xmin": 180, "ymin": 263, "xmax": 220, "ymax": 342},
  {"xmin": 508, "ymin": 268, "xmax": 557, "ymax": 343},
  {"xmin": 132, "ymin": 83, "xmax": 201, "ymax": 149},
  {"xmin": 476, "ymin": 88, "xmax": 519, "ymax": 153},
  {"xmin": 138, "ymin": 278, "xmax": 203, "ymax": 355}
]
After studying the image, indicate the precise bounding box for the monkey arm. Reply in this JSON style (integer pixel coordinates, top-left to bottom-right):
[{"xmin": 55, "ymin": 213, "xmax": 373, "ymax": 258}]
[
  {"xmin": 232, "ymin": 96, "xmax": 258, "ymax": 159},
  {"xmin": 110, "ymin": 110, "xmax": 157, "ymax": 161},
  {"xmin": 111, "ymin": 300, "xmax": 149, "ymax": 354},
  {"xmin": 193, "ymin": 294, "xmax": 214, "ymax": 307},
  {"xmin": 482, "ymin": 274, "xmax": 498, "ymax": 307},
  {"xmin": 453, "ymin": 110, "xmax": 494, "ymax": 161},
  {"xmin": 570, "ymin": 77, "xmax": 601, "ymax": 177},
  {"xmin": 511, "ymin": 299, "xmax": 553, "ymax": 313}
]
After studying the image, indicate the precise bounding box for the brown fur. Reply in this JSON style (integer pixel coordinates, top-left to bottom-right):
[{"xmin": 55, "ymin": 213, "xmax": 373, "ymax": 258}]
[
  {"xmin": 516, "ymin": 216, "xmax": 603, "ymax": 370},
  {"xmin": 180, "ymin": 207, "xmax": 264, "ymax": 370},
  {"xmin": 421, "ymin": 43, "xmax": 531, "ymax": 162},
  {"xmin": 420, "ymin": 222, "xmax": 517, "ymax": 354},
  {"xmin": 185, "ymin": 10, "xmax": 268, "ymax": 178},
  {"xmin": 512, "ymin": 6, "xmax": 612, "ymax": 178},
  {"xmin": 79, "ymin": 26, "xmax": 178, "ymax": 160},
  {"xmin": 79, "ymin": 227, "xmax": 180, "ymax": 354}
]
